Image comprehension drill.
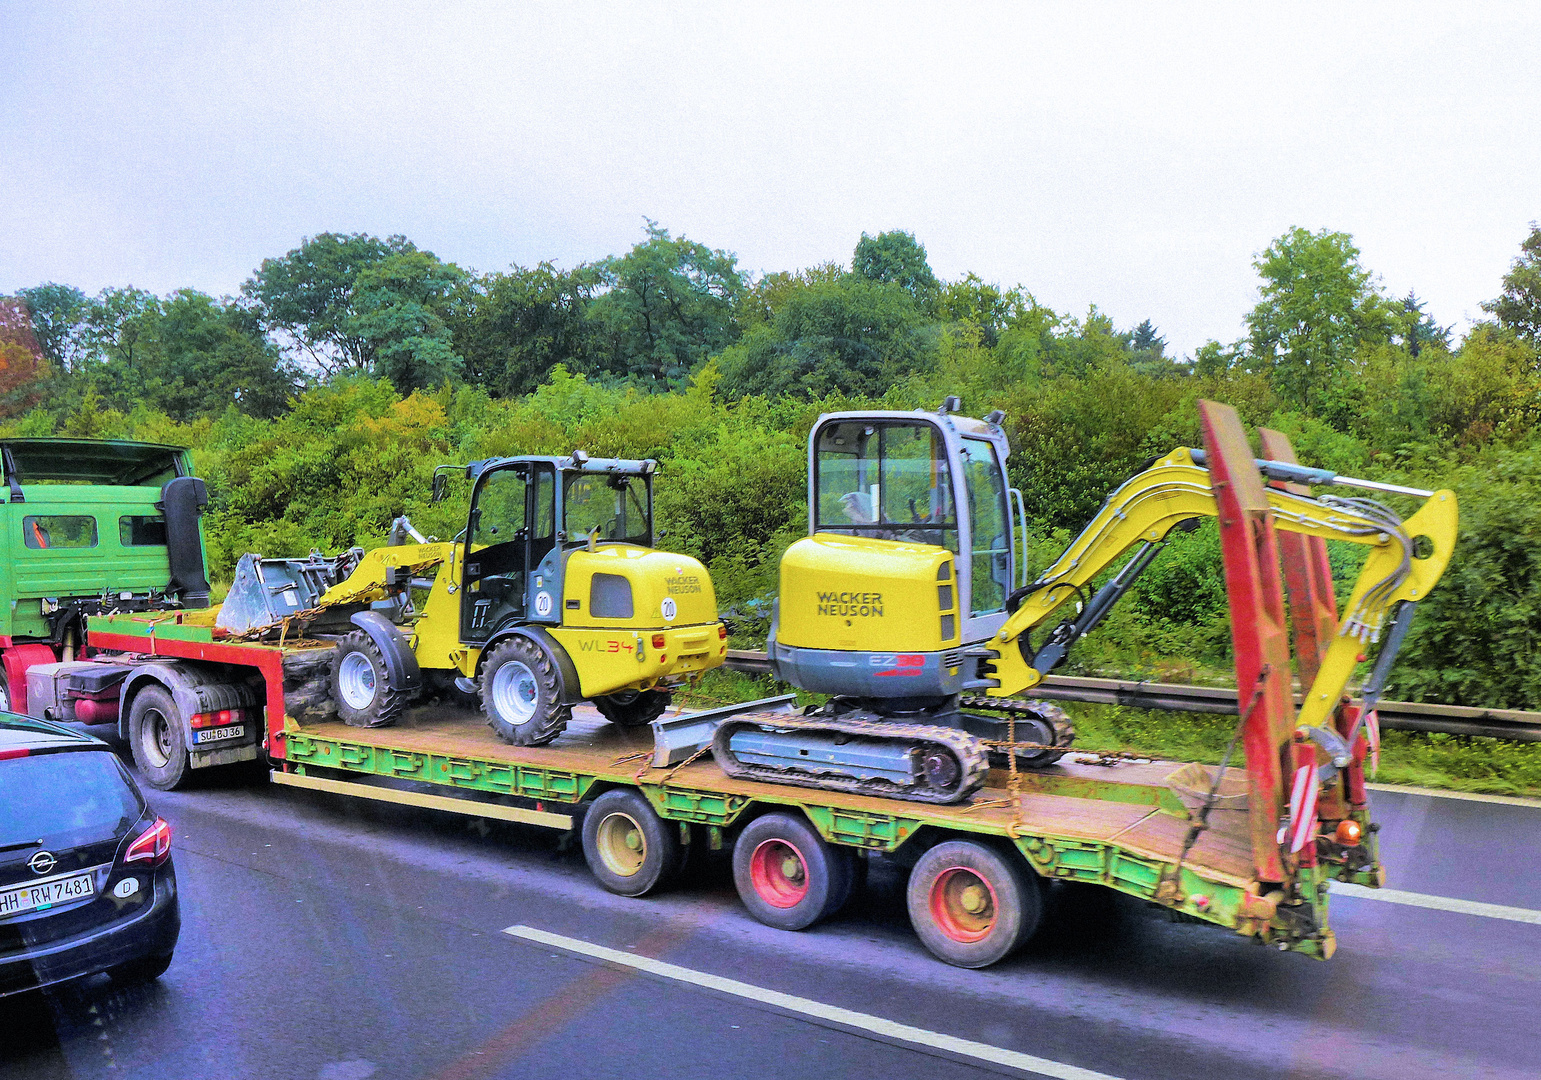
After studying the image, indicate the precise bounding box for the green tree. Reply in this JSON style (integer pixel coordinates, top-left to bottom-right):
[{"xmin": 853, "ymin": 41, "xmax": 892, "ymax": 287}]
[
  {"xmin": 242, "ymin": 232, "xmax": 416, "ymax": 376},
  {"xmin": 935, "ymin": 274, "xmax": 1037, "ymax": 346},
  {"xmin": 347, "ymin": 250, "xmax": 466, "ymax": 394},
  {"xmin": 17, "ymin": 283, "xmax": 91, "ymax": 372},
  {"xmin": 1482, "ymin": 223, "xmax": 1541, "ymax": 343},
  {"xmin": 715, "ymin": 275, "xmax": 931, "ymax": 399},
  {"xmin": 1244, "ymin": 227, "xmax": 1395, "ymax": 420},
  {"xmin": 853, "ymin": 230, "xmax": 939, "ymax": 308},
  {"xmin": 146, "ymin": 291, "xmax": 300, "ymax": 420},
  {"xmin": 587, "ymin": 222, "xmax": 745, "ymax": 386},
  {"xmin": 448, "ymin": 262, "xmax": 602, "ymax": 396}
]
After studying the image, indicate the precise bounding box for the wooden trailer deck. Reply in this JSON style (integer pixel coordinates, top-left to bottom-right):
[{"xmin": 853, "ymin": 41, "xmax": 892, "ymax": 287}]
[{"xmin": 281, "ymin": 702, "xmax": 1259, "ymax": 889}]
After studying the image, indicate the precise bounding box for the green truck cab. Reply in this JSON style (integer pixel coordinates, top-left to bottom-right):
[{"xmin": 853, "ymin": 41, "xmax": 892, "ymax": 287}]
[{"xmin": 0, "ymin": 438, "xmax": 211, "ymax": 713}]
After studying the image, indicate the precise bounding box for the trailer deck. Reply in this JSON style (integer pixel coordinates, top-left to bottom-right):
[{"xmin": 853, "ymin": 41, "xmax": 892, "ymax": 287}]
[{"xmin": 274, "ymin": 701, "xmax": 1277, "ymax": 940}]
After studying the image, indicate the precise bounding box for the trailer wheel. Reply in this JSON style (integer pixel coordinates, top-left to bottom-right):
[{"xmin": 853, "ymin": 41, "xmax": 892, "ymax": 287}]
[
  {"xmin": 331, "ymin": 631, "xmax": 410, "ymax": 728},
  {"xmin": 482, "ymin": 636, "xmax": 570, "ymax": 746},
  {"xmin": 732, "ymin": 812, "xmax": 856, "ymax": 931},
  {"xmin": 582, "ymin": 788, "xmax": 683, "ymax": 897},
  {"xmin": 906, "ymin": 840, "xmax": 1041, "ymax": 968},
  {"xmin": 593, "ymin": 689, "xmax": 672, "ymax": 728},
  {"xmin": 129, "ymin": 686, "xmax": 191, "ymax": 791}
]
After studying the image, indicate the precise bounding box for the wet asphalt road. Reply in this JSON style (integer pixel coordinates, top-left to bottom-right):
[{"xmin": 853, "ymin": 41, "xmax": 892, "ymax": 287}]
[{"xmin": 2, "ymin": 753, "xmax": 1537, "ymax": 1080}]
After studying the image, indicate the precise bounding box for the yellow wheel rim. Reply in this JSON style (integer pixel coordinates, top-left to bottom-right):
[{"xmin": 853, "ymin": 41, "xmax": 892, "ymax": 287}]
[{"xmin": 595, "ymin": 811, "xmax": 647, "ymax": 877}]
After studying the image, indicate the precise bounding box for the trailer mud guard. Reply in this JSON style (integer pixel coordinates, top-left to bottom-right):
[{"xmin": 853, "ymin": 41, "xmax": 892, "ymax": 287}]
[{"xmin": 119, "ymin": 661, "xmax": 261, "ymax": 759}]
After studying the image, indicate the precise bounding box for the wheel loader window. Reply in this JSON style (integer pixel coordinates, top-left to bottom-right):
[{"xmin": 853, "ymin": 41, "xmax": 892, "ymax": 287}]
[
  {"xmin": 22, "ymin": 515, "xmax": 97, "ymax": 549},
  {"xmin": 563, "ymin": 473, "xmax": 651, "ymax": 546},
  {"xmin": 815, "ymin": 421, "xmax": 956, "ymax": 550},
  {"xmin": 472, "ymin": 469, "xmax": 529, "ymax": 548}
]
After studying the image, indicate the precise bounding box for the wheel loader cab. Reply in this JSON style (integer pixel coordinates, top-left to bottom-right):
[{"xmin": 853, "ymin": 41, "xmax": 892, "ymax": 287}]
[
  {"xmin": 773, "ymin": 408, "xmax": 1023, "ymax": 698},
  {"xmin": 460, "ymin": 458, "xmax": 656, "ymax": 644}
]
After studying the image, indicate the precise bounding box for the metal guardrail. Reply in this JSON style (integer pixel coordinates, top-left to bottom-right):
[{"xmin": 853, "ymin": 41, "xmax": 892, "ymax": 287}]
[{"xmin": 723, "ymin": 651, "xmax": 1541, "ymax": 743}]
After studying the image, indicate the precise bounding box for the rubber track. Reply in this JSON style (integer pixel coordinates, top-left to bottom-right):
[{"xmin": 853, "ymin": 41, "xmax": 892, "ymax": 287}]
[
  {"xmin": 960, "ymin": 696, "xmax": 1077, "ymax": 767},
  {"xmin": 710, "ymin": 714, "xmax": 991, "ymax": 805}
]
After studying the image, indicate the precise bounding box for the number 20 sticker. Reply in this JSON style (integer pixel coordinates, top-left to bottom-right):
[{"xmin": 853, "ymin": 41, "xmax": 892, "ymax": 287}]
[
  {"xmin": 535, "ymin": 591, "xmax": 554, "ymax": 617},
  {"xmin": 660, "ymin": 597, "xmax": 677, "ymax": 622}
]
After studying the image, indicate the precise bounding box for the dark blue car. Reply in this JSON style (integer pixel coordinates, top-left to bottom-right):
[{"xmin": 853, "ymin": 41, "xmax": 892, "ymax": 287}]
[{"xmin": 0, "ymin": 714, "xmax": 180, "ymax": 997}]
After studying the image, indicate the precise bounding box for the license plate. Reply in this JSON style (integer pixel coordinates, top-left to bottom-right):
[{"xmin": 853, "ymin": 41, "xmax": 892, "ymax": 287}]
[
  {"xmin": 194, "ymin": 724, "xmax": 246, "ymax": 745},
  {"xmin": 0, "ymin": 870, "xmax": 95, "ymax": 918}
]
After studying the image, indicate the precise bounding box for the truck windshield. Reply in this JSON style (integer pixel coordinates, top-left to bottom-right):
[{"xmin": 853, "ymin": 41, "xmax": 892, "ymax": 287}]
[
  {"xmin": 815, "ymin": 421, "xmax": 957, "ymax": 549},
  {"xmin": 564, "ymin": 473, "xmax": 651, "ymax": 546}
]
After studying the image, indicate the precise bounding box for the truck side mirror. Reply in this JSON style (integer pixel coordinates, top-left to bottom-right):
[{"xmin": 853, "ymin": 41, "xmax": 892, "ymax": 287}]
[{"xmin": 431, "ymin": 473, "xmax": 447, "ymax": 504}]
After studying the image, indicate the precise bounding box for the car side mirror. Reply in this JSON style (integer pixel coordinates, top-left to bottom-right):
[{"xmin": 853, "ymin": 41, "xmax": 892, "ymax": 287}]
[{"xmin": 431, "ymin": 473, "xmax": 447, "ymax": 503}]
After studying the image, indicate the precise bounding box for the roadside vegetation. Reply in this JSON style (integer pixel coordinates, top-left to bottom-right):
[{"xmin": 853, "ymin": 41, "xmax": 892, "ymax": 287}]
[{"xmin": 5, "ymin": 221, "xmax": 1541, "ymax": 794}]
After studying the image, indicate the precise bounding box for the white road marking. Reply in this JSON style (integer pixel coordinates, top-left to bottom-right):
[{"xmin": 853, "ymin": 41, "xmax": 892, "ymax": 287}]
[
  {"xmin": 1330, "ymin": 882, "xmax": 1541, "ymax": 925},
  {"xmin": 1365, "ymin": 782, "xmax": 1541, "ymax": 809},
  {"xmin": 504, "ymin": 924, "xmax": 1124, "ymax": 1080}
]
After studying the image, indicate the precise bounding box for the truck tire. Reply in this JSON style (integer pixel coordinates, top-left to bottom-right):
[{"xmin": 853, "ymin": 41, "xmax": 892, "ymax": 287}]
[
  {"xmin": 732, "ymin": 812, "xmax": 856, "ymax": 931},
  {"xmin": 906, "ymin": 839, "xmax": 1042, "ymax": 968},
  {"xmin": 331, "ymin": 631, "xmax": 410, "ymax": 728},
  {"xmin": 581, "ymin": 788, "xmax": 683, "ymax": 897},
  {"xmin": 482, "ymin": 636, "xmax": 570, "ymax": 746},
  {"xmin": 129, "ymin": 686, "xmax": 191, "ymax": 791},
  {"xmin": 593, "ymin": 689, "xmax": 672, "ymax": 728}
]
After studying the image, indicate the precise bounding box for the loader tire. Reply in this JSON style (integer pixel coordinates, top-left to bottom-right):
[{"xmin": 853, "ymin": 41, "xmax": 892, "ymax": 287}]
[
  {"xmin": 482, "ymin": 636, "xmax": 570, "ymax": 746},
  {"xmin": 593, "ymin": 689, "xmax": 672, "ymax": 729},
  {"xmin": 331, "ymin": 631, "xmax": 410, "ymax": 728}
]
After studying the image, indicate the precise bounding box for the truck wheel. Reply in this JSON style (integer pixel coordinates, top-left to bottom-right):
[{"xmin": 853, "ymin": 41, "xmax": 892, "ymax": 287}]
[
  {"xmin": 593, "ymin": 689, "xmax": 672, "ymax": 728},
  {"xmin": 129, "ymin": 686, "xmax": 191, "ymax": 791},
  {"xmin": 582, "ymin": 788, "xmax": 683, "ymax": 897},
  {"xmin": 732, "ymin": 812, "xmax": 856, "ymax": 931},
  {"xmin": 907, "ymin": 839, "xmax": 1042, "ymax": 968},
  {"xmin": 482, "ymin": 636, "xmax": 570, "ymax": 746},
  {"xmin": 331, "ymin": 631, "xmax": 410, "ymax": 728}
]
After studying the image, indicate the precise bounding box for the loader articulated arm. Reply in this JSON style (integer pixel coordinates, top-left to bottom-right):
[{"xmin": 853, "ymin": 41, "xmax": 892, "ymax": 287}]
[
  {"xmin": 315, "ymin": 541, "xmax": 460, "ymax": 610},
  {"xmin": 984, "ymin": 445, "xmax": 1459, "ymax": 735}
]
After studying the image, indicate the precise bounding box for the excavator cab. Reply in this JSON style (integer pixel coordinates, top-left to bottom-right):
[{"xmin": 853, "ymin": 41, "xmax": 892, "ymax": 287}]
[{"xmin": 771, "ymin": 400, "xmax": 1027, "ymax": 701}]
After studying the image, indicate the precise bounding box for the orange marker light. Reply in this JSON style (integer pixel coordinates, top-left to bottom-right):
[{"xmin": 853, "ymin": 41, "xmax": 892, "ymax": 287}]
[{"xmin": 1335, "ymin": 819, "xmax": 1364, "ymax": 846}]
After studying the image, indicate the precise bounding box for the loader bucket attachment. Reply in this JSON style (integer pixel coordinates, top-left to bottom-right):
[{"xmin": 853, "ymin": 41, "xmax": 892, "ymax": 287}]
[{"xmin": 1197, "ymin": 400, "xmax": 1295, "ymax": 883}]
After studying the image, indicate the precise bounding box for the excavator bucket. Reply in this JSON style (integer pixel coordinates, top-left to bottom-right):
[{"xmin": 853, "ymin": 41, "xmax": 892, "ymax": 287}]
[{"xmin": 1197, "ymin": 400, "xmax": 1295, "ymax": 883}]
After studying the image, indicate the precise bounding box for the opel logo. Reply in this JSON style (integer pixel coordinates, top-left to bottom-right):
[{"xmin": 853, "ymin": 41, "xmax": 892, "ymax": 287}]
[{"xmin": 29, "ymin": 851, "xmax": 56, "ymax": 875}]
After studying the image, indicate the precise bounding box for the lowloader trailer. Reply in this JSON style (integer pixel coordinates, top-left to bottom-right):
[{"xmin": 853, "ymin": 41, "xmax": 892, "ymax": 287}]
[{"xmin": 28, "ymin": 401, "xmax": 1453, "ymax": 969}]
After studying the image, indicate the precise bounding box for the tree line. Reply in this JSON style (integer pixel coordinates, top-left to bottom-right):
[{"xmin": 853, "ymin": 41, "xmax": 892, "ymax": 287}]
[{"xmin": 3, "ymin": 221, "xmax": 1541, "ymax": 712}]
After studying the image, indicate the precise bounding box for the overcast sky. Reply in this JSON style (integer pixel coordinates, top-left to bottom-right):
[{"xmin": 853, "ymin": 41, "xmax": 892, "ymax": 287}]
[{"xmin": 2, "ymin": 2, "xmax": 1538, "ymax": 358}]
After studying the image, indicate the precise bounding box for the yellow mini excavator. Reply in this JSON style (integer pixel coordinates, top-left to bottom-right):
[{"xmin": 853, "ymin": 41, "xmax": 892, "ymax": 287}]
[{"xmin": 712, "ymin": 398, "xmax": 1457, "ymax": 805}]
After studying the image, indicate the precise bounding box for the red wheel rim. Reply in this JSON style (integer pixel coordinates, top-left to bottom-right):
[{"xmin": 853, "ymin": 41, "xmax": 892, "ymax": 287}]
[
  {"xmin": 929, "ymin": 866, "xmax": 997, "ymax": 942},
  {"xmin": 749, "ymin": 839, "xmax": 810, "ymax": 908}
]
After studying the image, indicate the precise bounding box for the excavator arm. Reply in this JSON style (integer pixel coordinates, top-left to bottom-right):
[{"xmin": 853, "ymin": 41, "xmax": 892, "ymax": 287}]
[{"xmin": 984, "ymin": 447, "xmax": 1459, "ymax": 736}]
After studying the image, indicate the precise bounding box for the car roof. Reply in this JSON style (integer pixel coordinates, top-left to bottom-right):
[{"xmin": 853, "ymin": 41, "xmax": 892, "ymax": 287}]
[{"xmin": 0, "ymin": 713, "xmax": 108, "ymax": 754}]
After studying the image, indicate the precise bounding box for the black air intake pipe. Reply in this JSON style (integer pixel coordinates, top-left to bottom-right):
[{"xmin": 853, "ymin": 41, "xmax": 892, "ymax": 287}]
[{"xmin": 159, "ymin": 476, "xmax": 211, "ymax": 608}]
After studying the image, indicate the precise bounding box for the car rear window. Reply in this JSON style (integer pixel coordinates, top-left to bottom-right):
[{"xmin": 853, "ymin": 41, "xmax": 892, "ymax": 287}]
[{"xmin": 0, "ymin": 751, "xmax": 142, "ymax": 846}]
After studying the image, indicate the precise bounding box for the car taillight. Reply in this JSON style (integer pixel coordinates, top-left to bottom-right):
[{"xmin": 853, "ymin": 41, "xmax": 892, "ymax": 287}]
[
  {"xmin": 718, "ymin": 623, "xmax": 728, "ymax": 640},
  {"xmin": 124, "ymin": 817, "xmax": 172, "ymax": 867},
  {"xmin": 652, "ymin": 634, "xmax": 666, "ymax": 649}
]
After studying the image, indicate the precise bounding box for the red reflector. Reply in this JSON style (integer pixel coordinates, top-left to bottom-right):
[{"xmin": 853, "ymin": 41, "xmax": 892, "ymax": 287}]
[
  {"xmin": 659, "ymin": 655, "xmax": 667, "ymax": 664},
  {"xmin": 652, "ymin": 634, "xmax": 666, "ymax": 649},
  {"xmin": 718, "ymin": 624, "xmax": 728, "ymax": 640},
  {"xmin": 0, "ymin": 747, "xmax": 30, "ymax": 760},
  {"xmin": 124, "ymin": 817, "xmax": 172, "ymax": 867}
]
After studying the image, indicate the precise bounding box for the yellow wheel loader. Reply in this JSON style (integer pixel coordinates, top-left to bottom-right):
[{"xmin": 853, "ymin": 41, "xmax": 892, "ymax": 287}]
[{"xmin": 215, "ymin": 453, "xmax": 727, "ymax": 744}]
